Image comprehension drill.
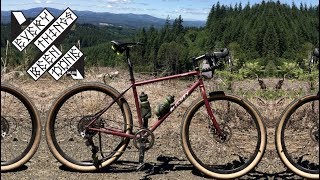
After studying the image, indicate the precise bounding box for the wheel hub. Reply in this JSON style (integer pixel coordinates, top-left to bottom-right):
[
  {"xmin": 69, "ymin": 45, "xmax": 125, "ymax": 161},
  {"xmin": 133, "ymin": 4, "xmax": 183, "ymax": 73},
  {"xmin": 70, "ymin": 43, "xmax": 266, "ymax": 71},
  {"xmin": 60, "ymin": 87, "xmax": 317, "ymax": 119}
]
[
  {"xmin": 1, "ymin": 116, "xmax": 9, "ymax": 139},
  {"xmin": 213, "ymin": 124, "xmax": 232, "ymax": 143},
  {"xmin": 310, "ymin": 124, "xmax": 319, "ymax": 143},
  {"xmin": 77, "ymin": 115, "xmax": 103, "ymax": 138}
]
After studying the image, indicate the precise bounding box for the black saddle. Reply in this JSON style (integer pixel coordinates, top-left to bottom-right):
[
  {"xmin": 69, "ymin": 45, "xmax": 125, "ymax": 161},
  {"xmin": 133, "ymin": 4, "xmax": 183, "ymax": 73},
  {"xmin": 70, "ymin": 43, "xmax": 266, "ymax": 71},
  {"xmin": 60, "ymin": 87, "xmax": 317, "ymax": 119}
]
[{"xmin": 111, "ymin": 41, "xmax": 143, "ymax": 54}]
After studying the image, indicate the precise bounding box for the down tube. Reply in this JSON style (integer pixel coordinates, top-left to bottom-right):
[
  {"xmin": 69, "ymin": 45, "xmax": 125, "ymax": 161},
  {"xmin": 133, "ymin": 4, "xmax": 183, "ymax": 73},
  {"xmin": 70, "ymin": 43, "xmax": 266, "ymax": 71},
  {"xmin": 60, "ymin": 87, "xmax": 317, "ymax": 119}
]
[{"xmin": 149, "ymin": 80, "xmax": 201, "ymax": 132}]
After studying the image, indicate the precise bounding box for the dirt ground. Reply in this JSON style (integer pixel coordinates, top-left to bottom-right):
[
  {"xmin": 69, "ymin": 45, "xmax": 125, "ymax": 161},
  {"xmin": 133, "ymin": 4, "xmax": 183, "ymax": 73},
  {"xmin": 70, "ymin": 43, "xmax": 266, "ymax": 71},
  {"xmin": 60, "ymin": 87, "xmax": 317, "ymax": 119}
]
[{"xmin": 1, "ymin": 68, "xmax": 318, "ymax": 179}]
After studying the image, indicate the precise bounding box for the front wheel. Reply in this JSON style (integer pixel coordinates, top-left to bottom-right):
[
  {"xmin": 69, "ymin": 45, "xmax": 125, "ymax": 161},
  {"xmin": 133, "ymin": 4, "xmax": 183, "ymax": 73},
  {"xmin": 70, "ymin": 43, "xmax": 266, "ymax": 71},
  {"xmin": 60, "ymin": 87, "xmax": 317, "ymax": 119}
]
[
  {"xmin": 276, "ymin": 94, "xmax": 319, "ymax": 179},
  {"xmin": 45, "ymin": 82, "xmax": 132, "ymax": 171},
  {"xmin": 181, "ymin": 93, "xmax": 266, "ymax": 179}
]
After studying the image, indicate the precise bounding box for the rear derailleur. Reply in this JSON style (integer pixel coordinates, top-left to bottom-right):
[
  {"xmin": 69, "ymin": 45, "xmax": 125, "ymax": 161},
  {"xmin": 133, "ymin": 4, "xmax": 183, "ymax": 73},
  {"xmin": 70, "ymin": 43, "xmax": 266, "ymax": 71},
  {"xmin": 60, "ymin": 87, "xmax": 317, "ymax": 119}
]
[
  {"xmin": 77, "ymin": 115, "xmax": 104, "ymax": 168},
  {"xmin": 85, "ymin": 137, "xmax": 101, "ymax": 168}
]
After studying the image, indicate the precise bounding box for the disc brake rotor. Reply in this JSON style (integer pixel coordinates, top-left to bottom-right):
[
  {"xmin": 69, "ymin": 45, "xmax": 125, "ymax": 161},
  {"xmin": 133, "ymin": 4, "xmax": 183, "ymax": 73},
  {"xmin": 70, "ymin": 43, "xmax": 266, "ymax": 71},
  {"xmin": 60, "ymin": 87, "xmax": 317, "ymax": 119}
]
[{"xmin": 213, "ymin": 124, "xmax": 232, "ymax": 143}]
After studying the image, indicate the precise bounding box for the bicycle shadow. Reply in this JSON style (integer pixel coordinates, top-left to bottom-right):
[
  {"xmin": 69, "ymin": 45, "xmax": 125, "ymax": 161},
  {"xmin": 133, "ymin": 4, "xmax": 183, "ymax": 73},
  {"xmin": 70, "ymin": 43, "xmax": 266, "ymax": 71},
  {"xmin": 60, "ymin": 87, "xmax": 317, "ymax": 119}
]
[
  {"xmin": 243, "ymin": 169, "xmax": 298, "ymax": 179},
  {"xmin": 59, "ymin": 155, "xmax": 198, "ymax": 177},
  {"xmin": 59, "ymin": 155, "xmax": 302, "ymax": 179}
]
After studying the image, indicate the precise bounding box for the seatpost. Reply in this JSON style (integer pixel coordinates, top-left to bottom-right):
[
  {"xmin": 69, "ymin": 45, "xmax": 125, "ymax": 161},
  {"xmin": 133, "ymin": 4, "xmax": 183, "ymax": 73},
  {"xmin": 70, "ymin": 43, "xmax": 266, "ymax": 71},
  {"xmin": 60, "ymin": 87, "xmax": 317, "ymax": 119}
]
[
  {"xmin": 125, "ymin": 47, "xmax": 143, "ymax": 128},
  {"xmin": 126, "ymin": 48, "xmax": 135, "ymax": 82}
]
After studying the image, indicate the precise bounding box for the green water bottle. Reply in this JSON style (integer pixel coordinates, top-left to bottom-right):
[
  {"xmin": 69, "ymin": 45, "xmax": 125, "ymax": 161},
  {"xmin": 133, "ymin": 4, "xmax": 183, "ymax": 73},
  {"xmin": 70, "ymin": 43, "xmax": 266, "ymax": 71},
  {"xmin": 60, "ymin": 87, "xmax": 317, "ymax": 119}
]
[
  {"xmin": 139, "ymin": 92, "xmax": 151, "ymax": 119},
  {"xmin": 155, "ymin": 95, "xmax": 174, "ymax": 118}
]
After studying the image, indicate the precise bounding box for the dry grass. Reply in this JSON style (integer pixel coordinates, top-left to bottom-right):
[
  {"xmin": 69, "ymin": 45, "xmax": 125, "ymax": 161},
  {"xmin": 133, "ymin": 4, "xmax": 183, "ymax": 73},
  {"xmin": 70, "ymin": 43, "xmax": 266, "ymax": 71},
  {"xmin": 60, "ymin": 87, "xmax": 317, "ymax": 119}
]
[{"xmin": 1, "ymin": 67, "xmax": 318, "ymax": 179}]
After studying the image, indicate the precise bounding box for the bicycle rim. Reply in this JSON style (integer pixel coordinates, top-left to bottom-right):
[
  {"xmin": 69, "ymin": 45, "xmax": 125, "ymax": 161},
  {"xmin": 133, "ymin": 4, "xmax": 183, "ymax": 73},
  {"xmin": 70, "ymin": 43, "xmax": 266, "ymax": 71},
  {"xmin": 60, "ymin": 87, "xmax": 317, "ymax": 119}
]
[
  {"xmin": 1, "ymin": 83, "xmax": 41, "ymax": 171},
  {"xmin": 277, "ymin": 95, "xmax": 319, "ymax": 179},
  {"xmin": 46, "ymin": 83, "xmax": 132, "ymax": 171},
  {"xmin": 181, "ymin": 94, "xmax": 266, "ymax": 179}
]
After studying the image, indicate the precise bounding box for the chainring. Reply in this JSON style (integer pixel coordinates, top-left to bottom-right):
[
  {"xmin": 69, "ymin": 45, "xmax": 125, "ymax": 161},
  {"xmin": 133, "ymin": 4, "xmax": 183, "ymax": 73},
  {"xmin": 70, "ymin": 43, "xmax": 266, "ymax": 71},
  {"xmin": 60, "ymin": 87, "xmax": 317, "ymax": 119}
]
[{"xmin": 133, "ymin": 129, "xmax": 155, "ymax": 150}]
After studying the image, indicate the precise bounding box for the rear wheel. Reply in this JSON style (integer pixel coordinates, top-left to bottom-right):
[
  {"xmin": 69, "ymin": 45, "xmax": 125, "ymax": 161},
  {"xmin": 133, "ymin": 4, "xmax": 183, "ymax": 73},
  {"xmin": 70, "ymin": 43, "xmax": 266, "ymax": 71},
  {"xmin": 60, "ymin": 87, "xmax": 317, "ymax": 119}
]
[
  {"xmin": 181, "ymin": 93, "xmax": 266, "ymax": 179},
  {"xmin": 276, "ymin": 94, "xmax": 319, "ymax": 179},
  {"xmin": 1, "ymin": 83, "xmax": 41, "ymax": 171},
  {"xmin": 45, "ymin": 82, "xmax": 132, "ymax": 171}
]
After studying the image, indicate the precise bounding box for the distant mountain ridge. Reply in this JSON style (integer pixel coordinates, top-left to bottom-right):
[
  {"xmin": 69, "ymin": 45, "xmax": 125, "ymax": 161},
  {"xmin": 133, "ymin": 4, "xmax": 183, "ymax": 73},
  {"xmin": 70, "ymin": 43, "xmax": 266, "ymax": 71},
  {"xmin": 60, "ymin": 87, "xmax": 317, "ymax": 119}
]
[{"xmin": 1, "ymin": 7, "xmax": 205, "ymax": 28}]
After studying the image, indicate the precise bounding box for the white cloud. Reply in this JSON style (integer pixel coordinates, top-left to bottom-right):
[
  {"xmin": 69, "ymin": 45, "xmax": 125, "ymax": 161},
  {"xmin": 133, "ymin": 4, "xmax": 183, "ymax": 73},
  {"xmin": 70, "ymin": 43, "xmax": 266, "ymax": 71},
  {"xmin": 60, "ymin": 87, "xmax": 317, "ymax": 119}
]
[
  {"xmin": 33, "ymin": 0, "xmax": 56, "ymax": 5},
  {"xmin": 170, "ymin": 7, "xmax": 208, "ymax": 15},
  {"xmin": 104, "ymin": 0, "xmax": 131, "ymax": 4}
]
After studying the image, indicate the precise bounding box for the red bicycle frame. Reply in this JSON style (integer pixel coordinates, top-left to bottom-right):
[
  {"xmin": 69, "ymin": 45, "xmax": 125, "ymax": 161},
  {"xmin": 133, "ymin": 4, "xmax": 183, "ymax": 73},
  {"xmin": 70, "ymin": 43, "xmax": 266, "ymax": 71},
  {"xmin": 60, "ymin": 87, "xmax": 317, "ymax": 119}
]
[{"xmin": 87, "ymin": 49, "xmax": 223, "ymax": 139}]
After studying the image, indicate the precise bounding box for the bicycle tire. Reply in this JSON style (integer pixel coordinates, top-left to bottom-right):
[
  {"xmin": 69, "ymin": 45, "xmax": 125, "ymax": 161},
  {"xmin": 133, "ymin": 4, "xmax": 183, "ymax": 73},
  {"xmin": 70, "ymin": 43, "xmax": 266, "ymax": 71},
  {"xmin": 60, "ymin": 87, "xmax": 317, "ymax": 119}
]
[
  {"xmin": 1, "ymin": 83, "xmax": 41, "ymax": 171},
  {"xmin": 181, "ymin": 93, "xmax": 266, "ymax": 179},
  {"xmin": 45, "ymin": 82, "xmax": 132, "ymax": 171},
  {"xmin": 276, "ymin": 94, "xmax": 319, "ymax": 179}
]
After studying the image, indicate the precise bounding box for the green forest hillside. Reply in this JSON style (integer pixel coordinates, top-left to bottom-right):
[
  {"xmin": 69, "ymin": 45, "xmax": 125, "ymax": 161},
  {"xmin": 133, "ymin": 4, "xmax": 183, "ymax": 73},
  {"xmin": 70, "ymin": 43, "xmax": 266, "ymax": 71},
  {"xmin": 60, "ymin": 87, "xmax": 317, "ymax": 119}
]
[
  {"xmin": 131, "ymin": 1, "xmax": 319, "ymax": 78},
  {"xmin": 1, "ymin": 1, "xmax": 319, "ymax": 79}
]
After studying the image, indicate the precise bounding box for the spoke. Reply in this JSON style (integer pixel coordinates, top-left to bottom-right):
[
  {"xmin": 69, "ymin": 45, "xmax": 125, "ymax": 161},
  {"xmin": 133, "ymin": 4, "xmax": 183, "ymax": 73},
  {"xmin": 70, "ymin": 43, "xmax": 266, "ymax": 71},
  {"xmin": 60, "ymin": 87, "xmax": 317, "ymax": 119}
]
[
  {"xmin": 46, "ymin": 84, "xmax": 133, "ymax": 168},
  {"xmin": 61, "ymin": 94, "xmax": 83, "ymax": 117},
  {"xmin": 3, "ymin": 93, "xmax": 15, "ymax": 116}
]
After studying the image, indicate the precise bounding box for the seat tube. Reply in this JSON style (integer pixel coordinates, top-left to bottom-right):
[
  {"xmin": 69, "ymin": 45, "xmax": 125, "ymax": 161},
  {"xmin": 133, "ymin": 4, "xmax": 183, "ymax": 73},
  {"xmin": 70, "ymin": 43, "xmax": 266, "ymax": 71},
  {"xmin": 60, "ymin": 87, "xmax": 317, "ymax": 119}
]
[
  {"xmin": 126, "ymin": 49, "xmax": 143, "ymax": 127},
  {"xmin": 199, "ymin": 79, "xmax": 223, "ymax": 135},
  {"xmin": 132, "ymin": 83, "xmax": 143, "ymax": 128}
]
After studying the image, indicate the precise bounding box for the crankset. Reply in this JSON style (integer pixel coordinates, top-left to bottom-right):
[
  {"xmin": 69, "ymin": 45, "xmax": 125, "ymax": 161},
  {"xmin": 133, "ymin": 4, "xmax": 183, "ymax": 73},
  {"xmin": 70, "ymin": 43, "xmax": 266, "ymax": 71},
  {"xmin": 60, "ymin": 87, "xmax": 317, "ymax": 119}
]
[
  {"xmin": 133, "ymin": 129, "xmax": 155, "ymax": 150},
  {"xmin": 133, "ymin": 128, "xmax": 155, "ymax": 170}
]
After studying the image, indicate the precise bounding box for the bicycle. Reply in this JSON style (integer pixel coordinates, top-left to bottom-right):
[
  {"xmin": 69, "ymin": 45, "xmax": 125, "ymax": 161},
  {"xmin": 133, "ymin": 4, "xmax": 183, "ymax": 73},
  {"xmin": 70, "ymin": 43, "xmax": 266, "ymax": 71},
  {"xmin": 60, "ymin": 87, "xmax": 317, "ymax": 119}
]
[
  {"xmin": 45, "ymin": 41, "xmax": 267, "ymax": 179},
  {"xmin": 275, "ymin": 48, "xmax": 319, "ymax": 179},
  {"xmin": 1, "ymin": 83, "xmax": 41, "ymax": 171}
]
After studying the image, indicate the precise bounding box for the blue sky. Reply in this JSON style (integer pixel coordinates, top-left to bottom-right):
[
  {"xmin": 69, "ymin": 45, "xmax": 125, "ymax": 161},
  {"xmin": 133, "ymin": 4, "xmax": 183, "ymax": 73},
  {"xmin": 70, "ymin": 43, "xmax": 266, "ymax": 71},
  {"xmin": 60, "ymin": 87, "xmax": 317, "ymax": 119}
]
[{"xmin": 1, "ymin": 0, "xmax": 319, "ymax": 21}]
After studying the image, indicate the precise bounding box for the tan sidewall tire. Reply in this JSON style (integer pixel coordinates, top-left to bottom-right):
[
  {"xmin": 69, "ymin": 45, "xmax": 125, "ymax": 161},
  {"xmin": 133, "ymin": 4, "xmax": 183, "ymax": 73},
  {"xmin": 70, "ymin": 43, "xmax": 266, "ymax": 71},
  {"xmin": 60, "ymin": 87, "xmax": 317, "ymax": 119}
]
[
  {"xmin": 1, "ymin": 83, "xmax": 41, "ymax": 171},
  {"xmin": 276, "ymin": 94, "xmax": 319, "ymax": 179},
  {"xmin": 45, "ymin": 82, "xmax": 132, "ymax": 171},
  {"xmin": 181, "ymin": 94, "xmax": 266, "ymax": 179}
]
